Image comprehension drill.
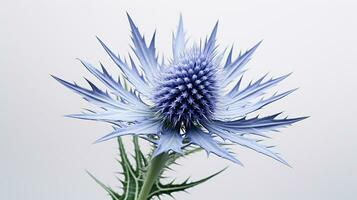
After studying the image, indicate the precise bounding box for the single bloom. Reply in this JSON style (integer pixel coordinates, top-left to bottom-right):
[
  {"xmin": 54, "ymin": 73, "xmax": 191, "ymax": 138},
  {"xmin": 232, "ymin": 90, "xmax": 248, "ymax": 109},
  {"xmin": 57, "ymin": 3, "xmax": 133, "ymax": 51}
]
[{"xmin": 53, "ymin": 14, "xmax": 306, "ymax": 165}]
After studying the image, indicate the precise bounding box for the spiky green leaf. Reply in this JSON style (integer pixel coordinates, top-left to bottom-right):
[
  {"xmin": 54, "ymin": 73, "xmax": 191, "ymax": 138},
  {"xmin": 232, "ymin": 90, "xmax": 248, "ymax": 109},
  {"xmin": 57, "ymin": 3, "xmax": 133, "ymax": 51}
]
[
  {"xmin": 88, "ymin": 136, "xmax": 225, "ymax": 200},
  {"xmin": 149, "ymin": 168, "xmax": 226, "ymax": 199}
]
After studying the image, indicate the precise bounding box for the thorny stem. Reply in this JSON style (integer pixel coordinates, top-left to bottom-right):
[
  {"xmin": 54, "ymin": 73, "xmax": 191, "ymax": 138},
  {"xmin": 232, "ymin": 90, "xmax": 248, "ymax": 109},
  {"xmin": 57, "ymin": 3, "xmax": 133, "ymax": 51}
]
[{"xmin": 137, "ymin": 152, "xmax": 169, "ymax": 200}]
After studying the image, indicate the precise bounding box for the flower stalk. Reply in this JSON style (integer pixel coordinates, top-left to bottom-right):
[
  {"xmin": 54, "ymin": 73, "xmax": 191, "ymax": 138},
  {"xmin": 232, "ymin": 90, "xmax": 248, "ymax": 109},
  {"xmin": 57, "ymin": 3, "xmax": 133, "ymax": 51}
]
[{"xmin": 138, "ymin": 152, "xmax": 170, "ymax": 200}]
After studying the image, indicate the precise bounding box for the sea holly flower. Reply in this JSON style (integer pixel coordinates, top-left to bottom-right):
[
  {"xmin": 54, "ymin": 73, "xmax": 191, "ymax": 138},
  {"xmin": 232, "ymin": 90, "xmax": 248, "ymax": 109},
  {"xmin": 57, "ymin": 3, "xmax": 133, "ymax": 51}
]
[
  {"xmin": 53, "ymin": 14, "xmax": 305, "ymax": 166},
  {"xmin": 53, "ymin": 14, "xmax": 307, "ymax": 200}
]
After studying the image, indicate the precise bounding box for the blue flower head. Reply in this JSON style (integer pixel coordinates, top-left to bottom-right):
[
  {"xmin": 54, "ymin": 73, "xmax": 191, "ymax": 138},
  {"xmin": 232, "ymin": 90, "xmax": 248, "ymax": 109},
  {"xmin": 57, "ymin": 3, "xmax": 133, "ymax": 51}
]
[
  {"xmin": 53, "ymin": 14, "xmax": 306, "ymax": 166},
  {"xmin": 154, "ymin": 43, "xmax": 219, "ymax": 127}
]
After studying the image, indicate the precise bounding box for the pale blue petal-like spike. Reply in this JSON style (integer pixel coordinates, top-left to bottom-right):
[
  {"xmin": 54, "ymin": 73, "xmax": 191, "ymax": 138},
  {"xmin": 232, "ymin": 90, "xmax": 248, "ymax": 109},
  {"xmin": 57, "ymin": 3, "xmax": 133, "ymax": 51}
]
[
  {"xmin": 186, "ymin": 127, "xmax": 243, "ymax": 165},
  {"xmin": 52, "ymin": 75, "xmax": 123, "ymax": 109},
  {"xmin": 149, "ymin": 31, "xmax": 156, "ymax": 52},
  {"xmin": 228, "ymin": 73, "xmax": 291, "ymax": 101},
  {"xmin": 203, "ymin": 121, "xmax": 290, "ymax": 166},
  {"xmin": 66, "ymin": 109, "xmax": 151, "ymax": 122},
  {"xmin": 217, "ymin": 74, "xmax": 293, "ymax": 120},
  {"xmin": 127, "ymin": 13, "xmax": 159, "ymax": 83},
  {"xmin": 204, "ymin": 21, "xmax": 219, "ymax": 55},
  {"xmin": 78, "ymin": 59, "xmax": 146, "ymax": 107},
  {"xmin": 128, "ymin": 54, "xmax": 142, "ymax": 78},
  {"xmin": 227, "ymin": 73, "xmax": 268, "ymax": 98},
  {"xmin": 94, "ymin": 120, "xmax": 162, "ymax": 143},
  {"xmin": 226, "ymin": 75, "xmax": 243, "ymax": 97},
  {"xmin": 152, "ymin": 129, "xmax": 183, "ymax": 157},
  {"xmin": 217, "ymin": 113, "xmax": 307, "ymax": 130},
  {"xmin": 172, "ymin": 14, "xmax": 186, "ymax": 61},
  {"xmin": 96, "ymin": 37, "xmax": 152, "ymax": 96},
  {"xmin": 216, "ymin": 89, "xmax": 297, "ymax": 120},
  {"xmin": 222, "ymin": 41, "xmax": 262, "ymax": 87},
  {"xmin": 224, "ymin": 45, "xmax": 234, "ymax": 67},
  {"xmin": 235, "ymin": 88, "xmax": 297, "ymax": 112}
]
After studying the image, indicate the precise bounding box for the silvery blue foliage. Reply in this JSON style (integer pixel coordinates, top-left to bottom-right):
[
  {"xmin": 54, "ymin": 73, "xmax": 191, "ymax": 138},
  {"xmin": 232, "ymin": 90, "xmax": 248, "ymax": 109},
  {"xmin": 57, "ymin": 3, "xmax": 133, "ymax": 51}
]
[{"xmin": 53, "ymin": 14, "xmax": 306, "ymax": 165}]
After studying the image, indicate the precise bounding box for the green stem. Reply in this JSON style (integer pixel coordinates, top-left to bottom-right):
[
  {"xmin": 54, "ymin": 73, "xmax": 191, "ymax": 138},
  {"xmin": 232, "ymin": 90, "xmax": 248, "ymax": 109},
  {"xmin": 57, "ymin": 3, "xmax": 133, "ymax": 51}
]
[{"xmin": 137, "ymin": 152, "xmax": 169, "ymax": 200}]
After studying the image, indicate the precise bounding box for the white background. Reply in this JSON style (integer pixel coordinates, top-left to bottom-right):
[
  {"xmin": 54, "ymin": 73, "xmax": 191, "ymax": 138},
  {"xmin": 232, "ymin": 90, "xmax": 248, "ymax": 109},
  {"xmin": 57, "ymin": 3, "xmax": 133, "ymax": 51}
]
[{"xmin": 1, "ymin": 0, "xmax": 357, "ymax": 199}]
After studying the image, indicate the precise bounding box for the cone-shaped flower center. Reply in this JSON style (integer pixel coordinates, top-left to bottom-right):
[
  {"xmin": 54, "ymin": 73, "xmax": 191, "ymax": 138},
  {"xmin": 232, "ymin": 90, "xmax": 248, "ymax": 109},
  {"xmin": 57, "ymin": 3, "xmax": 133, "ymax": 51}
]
[{"xmin": 153, "ymin": 53, "xmax": 218, "ymax": 127}]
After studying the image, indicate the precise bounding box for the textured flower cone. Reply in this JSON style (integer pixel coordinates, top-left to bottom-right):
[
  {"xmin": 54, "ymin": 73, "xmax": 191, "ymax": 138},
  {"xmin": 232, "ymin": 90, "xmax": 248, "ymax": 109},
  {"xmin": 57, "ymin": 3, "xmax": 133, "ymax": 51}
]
[{"xmin": 154, "ymin": 49, "xmax": 218, "ymax": 128}]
